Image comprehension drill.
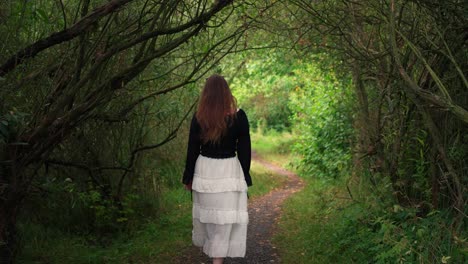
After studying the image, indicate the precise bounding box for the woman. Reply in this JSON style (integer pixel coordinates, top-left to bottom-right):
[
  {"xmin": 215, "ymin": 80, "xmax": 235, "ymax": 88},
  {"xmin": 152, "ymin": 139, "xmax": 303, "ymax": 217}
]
[{"xmin": 182, "ymin": 74, "xmax": 251, "ymax": 264}]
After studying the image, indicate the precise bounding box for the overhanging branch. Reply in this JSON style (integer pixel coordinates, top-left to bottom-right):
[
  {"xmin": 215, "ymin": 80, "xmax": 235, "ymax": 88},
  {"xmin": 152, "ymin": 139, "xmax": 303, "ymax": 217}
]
[{"xmin": 0, "ymin": 0, "xmax": 135, "ymax": 76}]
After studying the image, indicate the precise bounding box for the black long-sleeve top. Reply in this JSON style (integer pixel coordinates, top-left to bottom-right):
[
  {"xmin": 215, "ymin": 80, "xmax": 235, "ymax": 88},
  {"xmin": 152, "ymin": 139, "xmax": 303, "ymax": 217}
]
[{"xmin": 182, "ymin": 109, "xmax": 252, "ymax": 186}]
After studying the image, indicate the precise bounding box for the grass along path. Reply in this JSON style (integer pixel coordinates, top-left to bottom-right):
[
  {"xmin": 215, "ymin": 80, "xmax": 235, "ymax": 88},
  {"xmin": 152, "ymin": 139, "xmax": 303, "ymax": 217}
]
[
  {"xmin": 251, "ymin": 130, "xmax": 299, "ymax": 168},
  {"xmin": 272, "ymin": 177, "xmax": 361, "ymax": 263}
]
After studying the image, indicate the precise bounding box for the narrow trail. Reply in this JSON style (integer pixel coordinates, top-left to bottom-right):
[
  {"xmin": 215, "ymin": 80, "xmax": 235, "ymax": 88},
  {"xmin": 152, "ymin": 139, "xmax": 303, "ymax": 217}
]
[{"xmin": 176, "ymin": 153, "xmax": 305, "ymax": 263}]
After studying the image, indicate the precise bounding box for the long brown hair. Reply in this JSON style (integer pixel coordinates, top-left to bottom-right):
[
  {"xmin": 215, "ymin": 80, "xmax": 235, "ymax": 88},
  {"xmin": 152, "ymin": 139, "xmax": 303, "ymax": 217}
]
[{"xmin": 196, "ymin": 74, "xmax": 237, "ymax": 143}]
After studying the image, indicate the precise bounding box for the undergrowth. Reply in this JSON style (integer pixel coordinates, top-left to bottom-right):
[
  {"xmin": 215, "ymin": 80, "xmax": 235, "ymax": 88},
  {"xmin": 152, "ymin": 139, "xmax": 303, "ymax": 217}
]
[
  {"xmin": 258, "ymin": 131, "xmax": 468, "ymax": 264},
  {"xmin": 273, "ymin": 177, "xmax": 468, "ymax": 264},
  {"xmin": 17, "ymin": 140, "xmax": 287, "ymax": 263}
]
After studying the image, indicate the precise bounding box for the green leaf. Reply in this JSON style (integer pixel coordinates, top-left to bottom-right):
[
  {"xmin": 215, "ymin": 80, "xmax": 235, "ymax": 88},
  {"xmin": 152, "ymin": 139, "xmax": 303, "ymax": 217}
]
[
  {"xmin": 36, "ymin": 9, "xmax": 49, "ymax": 23},
  {"xmin": 0, "ymin": 125, "xmax": 8, "ymax": 137}
]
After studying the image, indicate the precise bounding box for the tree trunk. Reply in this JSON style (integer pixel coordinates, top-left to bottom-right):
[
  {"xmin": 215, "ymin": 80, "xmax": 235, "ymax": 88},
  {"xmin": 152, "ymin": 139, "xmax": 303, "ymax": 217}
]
[
  {"xmin": 0, "ymin": 159, "xmax": 24, "ymax": 264},
  {"xmin": 429, "ymin": 143, "xmax": 439, "ymax": 209},
  {"xmin": 351, "ymin": 64, "xmax": 371, "ymax": 151},
  {"xmin": 0, "ymin": 198, "xmax": 20, "ymax": 264}
]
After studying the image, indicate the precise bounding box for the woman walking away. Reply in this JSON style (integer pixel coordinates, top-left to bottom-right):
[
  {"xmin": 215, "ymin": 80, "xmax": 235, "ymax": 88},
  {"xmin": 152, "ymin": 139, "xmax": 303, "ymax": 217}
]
[{"xmin": 182, "ymin": 74, "xmax": 252, "ymax": 264}]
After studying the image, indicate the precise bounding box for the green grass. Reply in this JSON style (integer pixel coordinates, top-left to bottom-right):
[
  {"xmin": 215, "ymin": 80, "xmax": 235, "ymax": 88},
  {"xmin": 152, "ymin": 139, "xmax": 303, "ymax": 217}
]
[
  {"xmin": 249, "ymin": 129, "xmax": 293, "ymax": 197},
  {"xmin": 250, "ymin": 130, "xmax": 373, "ymax": 263},
  {"xmin": 251, "ymin": 129, "xmax": 300, "ymax": 169},
  {"xmin": 248, "ymin": 160, "xmax": 288, "ymax": 198},
  {"xmin": 273, "ymin": 176, "xmax": 468, "ymax": 263},
  {"xmin": 272, "ymin": 177, "xmax": 369, "ymax": 264},
  {"xmin": 18, "ymin": 188, "xmax": 193, "ymax": 264}
]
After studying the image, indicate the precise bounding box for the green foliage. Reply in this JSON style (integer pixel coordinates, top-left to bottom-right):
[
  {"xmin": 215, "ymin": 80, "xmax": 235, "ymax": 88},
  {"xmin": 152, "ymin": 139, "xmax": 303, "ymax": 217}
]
[
  {"xmin": 4, "ymin": 0, "xmax": 467, "ymax": 262},
  {"xmin": 0, "ymin": 109, "xmax": 28, "ymax": 144},
  {"xmin": 222, "ymin": 49, "xmax": 354, "ymax": 179},
  {"xmin": 222, "ymin": 49, "xmax": 298, "ymax": 131},
  {"xmin": 273, "ymin": 178, "xmax": 364, "ymax": 263},
  {"xmin": 251, "ymin": 128, "xmax": 298, "ymax": 168},
  {"xmin": 288, "ymin": 58, "xmax": 354, "ymax": 179},
  {"xmin": 356, "ymin": 207, "xmax": 466, "ymax": 263},
  {"xmin": 75, "ymin": 189, "xmax": 142, "ymax": 232},
  {"xmin": 2, "ymin": 1, "xmax": 252, "ymax": 261},
  {"xmin": 274, "ymin": 177, "xmax": 468, "ymax": 264},
  {"xmin": 17, "ymin": 188, "xmax": 193, "ymax": 264}
]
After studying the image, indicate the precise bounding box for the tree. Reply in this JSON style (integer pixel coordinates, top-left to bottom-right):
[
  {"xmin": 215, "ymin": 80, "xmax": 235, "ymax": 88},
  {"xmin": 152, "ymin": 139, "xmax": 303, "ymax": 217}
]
[
  {"xmin": 283, "ymin": 0, "xmax": 467, "ymax": 261},
  {"xmin": 0, "ymin": 0, "xmax": 249, "ymax": 262}
]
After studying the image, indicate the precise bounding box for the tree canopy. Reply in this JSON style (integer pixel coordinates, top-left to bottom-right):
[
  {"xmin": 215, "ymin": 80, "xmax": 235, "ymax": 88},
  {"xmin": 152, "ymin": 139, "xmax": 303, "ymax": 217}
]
[{"xmin": 1, "ymin": 0, "xmax": 466, "ymax": 263}]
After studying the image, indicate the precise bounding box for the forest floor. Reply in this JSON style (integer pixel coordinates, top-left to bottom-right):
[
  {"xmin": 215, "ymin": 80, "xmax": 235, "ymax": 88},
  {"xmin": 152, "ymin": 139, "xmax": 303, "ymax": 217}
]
[{"xmin": 176, "ymin": 152, "xmax": 304, "ymax": 263}]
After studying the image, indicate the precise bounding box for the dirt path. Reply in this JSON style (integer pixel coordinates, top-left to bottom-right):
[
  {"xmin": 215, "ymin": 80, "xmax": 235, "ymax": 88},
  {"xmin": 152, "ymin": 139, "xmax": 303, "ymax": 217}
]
[{"xmin": 176, "ymin": 153, "xmax": 304, "ymax": 263}]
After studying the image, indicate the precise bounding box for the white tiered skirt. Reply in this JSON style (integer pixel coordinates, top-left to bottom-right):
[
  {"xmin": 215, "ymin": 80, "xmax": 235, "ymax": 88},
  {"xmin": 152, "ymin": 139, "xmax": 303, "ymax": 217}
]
[{"xmin": 191, "ymin": 155, "xmax": 248, "ymax": 258}]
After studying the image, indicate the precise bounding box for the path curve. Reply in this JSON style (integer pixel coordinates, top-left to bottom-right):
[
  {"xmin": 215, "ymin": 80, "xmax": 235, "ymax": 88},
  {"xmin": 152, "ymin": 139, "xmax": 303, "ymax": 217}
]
[{"xmin": 177, "ymin": 153, "xmax": 304, "ymax": 263}]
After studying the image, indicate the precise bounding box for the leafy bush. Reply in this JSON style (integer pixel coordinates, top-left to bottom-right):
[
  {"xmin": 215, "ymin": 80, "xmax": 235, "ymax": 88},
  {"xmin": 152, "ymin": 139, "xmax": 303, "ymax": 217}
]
[
  {"xmin": 223, "ymin": 50, "xmax": 354, "ymax": 179},
  {"xmin": 288, "ymin": 59, "xmax": 354, "ymax": 179},
  {"xmin": 336, "ymin": 204, "xmax": 467, "ymax": 263},
  {"xmin": 275, "ymin": 177, "xmax": 468, "ymax": 264},
  {"xmin": 224, "ymin": 49, "xmax": 297, "ymax": 131}
]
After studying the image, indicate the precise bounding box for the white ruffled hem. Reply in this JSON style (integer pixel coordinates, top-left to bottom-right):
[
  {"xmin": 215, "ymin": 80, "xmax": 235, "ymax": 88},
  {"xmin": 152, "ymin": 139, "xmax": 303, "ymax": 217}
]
[
  {"xmin": 193, "ymin": 237, "xmax": 246, "ymax": 257},
  {"xmin": 192, "ymin": 176, "xmax": 248, "ymax": 193},
  {"xmin": 193, "ymin": 203, "xmax": 249, "ymax": 224},
  {"xmin": 193, "ymin": 231, "xmax": 246, "ymax": 258},
  {"xmin": 203, "ymin": 241, "xmax": 246, "ymax": 258}
]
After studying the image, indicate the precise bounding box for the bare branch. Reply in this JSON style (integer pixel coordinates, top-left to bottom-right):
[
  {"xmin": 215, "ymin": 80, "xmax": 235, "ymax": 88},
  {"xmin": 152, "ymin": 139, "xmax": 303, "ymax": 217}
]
[{"xmin": 0, "ymin": 0, "xmax": 135, "ymax": 76}]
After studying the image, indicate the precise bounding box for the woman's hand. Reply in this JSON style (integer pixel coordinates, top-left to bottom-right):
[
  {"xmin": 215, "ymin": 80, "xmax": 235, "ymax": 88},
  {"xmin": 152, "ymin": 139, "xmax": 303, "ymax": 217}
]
[{"xmin": 184, "ymin": 182, "xmax": 192, "ymax": 191}]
